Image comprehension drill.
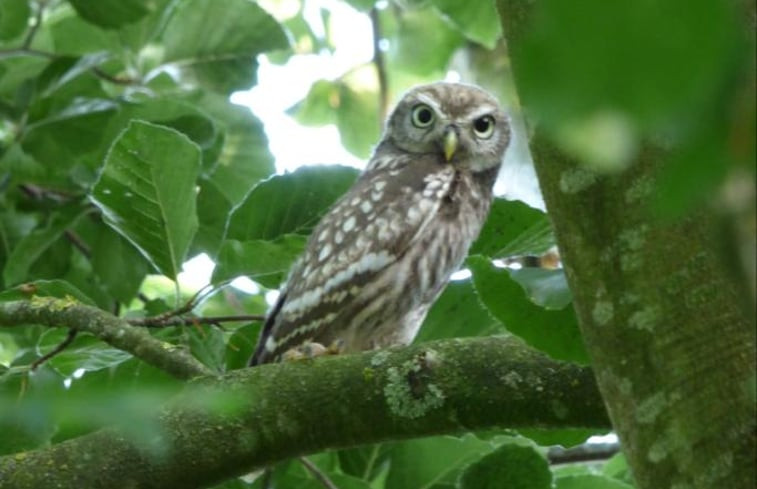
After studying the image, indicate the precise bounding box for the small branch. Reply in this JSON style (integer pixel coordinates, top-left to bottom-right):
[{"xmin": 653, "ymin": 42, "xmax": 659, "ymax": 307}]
[
  {"xmin": 22, "ymin": 0, "xmax": 45, "ymax": 49},
  {"xmin": 30, "ymin": 328, "xmax": 78, "ymax": 370},
  {"xmin": 91, "ymin": 66, "xmax": 137, "ymax": 85},
  {"xmin": 128, "ymin": 314, "xmax": 265, "ymax": 327},
  {"xmin": 65, "ymin": 230, "xmax": 91, "ymax": 258},
  {"xmin": 370, "ymin": 7, "xmax": 388, "ymax": 122},
  {"xmin": 300, "ymin": 457, "xmax": 339, "ymax": 489},
  {"xmin": 0, "ymin": 299, "xmax": 214, "ymax": 379},
  {"xmin": 548, "ymin": 442, "xmax": 621, "ymax": 465}
]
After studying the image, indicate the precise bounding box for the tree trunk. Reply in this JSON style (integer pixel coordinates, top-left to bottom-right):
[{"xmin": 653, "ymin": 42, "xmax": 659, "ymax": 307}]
[{"xmin": 499, "ymin": 3, "xmax": 756, "ymax": 488}]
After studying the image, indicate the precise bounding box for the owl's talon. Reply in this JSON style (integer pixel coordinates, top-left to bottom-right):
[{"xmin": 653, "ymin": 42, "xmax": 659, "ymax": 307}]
[{"xmin": 281, "ymin": 339, "xmax": 346, "ymax": 362}]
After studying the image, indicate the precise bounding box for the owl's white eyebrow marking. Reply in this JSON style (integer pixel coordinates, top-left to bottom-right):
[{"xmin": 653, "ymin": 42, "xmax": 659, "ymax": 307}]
[
  {"xmin": 466, "ymin": 105, "xmax": 498, "ymax": 121},
  {"xmin": 414, "ymin": 93, "xmax": 442, "ymax": 113}
]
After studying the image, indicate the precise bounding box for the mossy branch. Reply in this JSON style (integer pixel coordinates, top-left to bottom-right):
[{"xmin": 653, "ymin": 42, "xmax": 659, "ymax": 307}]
[
  {"xmin": 0, "ymin": 336, "xmax": 609, "ymax": 489},
  {"xmin": 0, "ymin": 299, "xmax": 214, "ymax": 379}
]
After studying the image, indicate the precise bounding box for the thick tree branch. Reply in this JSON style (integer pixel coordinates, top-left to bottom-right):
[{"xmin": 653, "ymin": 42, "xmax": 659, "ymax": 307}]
[
  {"xmin": 0, "ymin": 299, "xmax": 214, "ymax": 379},
  {"xmin": 0, "ymin": 336, "xmax": 609, "ymax": 489}
]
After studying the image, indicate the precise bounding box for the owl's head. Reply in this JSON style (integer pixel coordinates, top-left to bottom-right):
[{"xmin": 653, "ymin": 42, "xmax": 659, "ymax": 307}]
[{"xmin": 384, "ymin": 82, "xmax": 510, "ymax": 172}]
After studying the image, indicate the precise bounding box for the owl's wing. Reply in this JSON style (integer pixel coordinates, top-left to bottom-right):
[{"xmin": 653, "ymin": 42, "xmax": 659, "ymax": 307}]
[{"xmin": 250, "ymin": 154, "xmax": 457, "ymax": 364}]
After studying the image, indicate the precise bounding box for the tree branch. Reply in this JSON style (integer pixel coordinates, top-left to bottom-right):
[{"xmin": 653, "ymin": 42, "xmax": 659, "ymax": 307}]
[
  {"xmin": 0, "ymin": 335, "xmax": 608, "ymax": 489},
  {"xmin": 0, "ymin": 298, "xmax": 214, "ymax": 380}
]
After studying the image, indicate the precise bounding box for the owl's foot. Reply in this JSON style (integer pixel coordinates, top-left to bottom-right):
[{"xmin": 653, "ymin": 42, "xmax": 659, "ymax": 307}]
[{"xmin": 281, "ymin": 339, "xmax": 345, "ymax": 362}]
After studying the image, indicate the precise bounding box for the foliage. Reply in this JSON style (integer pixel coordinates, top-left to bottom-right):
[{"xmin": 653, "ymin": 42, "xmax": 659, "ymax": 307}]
[{"xmin": 1, "ymin": 0, "xmax": 753, "ymax": 488}]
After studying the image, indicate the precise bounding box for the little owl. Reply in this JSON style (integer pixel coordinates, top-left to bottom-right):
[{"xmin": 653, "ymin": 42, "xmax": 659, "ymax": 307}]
[{"xmin": 249, "ymin": 82, "xmax": 510, "ymax": 366}]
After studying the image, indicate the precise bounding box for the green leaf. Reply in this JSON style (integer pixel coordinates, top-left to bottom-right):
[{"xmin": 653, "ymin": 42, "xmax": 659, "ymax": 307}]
[
  {"xmin": 185, "ymin": 325, "xmax": 226, "ymax": 372},
  {"xmin": 161, "ymin": 0, "xmax": 289, "ymax": 93},
  {"xmin": 385, "ymin": 435, "xmax": 496, "ymax": 488},
  {"xmin": 68, "ymin": 0, "xmax": 153, "ymax": 29},
  {"xmin": 213, "ymin": 235, "xmax": 306, "ymax": 288},
  {"xmin": 468, "ymin": 256, "xmax": 588, "ymax": 363},
  {"xmin": 555, "ymin": 474, "xmax": 635, "ymax": 489},
  {"xmin": 459, "ymin": 443, "xmax": 551, "ymax": 489},
  {"xmin": 91, "ymin": 120, "xmax": 201, "ymax": 279},
  {"xmin": 509, "ymin": 268, "xmax": 572, "ymax": 309},
  {"xmin": 343, "ymin": 0, "xmax": 376, "ymax": 12},
  {"xmin": 390, "ymin": 7, "xmax": 463, "ymax": 76},
  {"xmin": 0, "ymin": 280, "xmax": 96, "ymax": 306},
  {"xmin": 290, "ymin": 79, "xmax": 340, "ymax": 126},
  {"xmin": 0, "ymin": 0, "xmax": 30, "ymax": 40},
  {"xmin": 91, "ymin": 227, "xmax": 149, "ymax": 303},
  {"xmin": 415, "ymin": 279, "xmax": 503, "ymax": 343},
  {"xmin": 337, "ymin": 78, "xmax": 381, "ymax": 158},
  {"xmin": 430, "ymin": 0, "xmax": 502, "ymax": 49},
  {"xmin": 37, "ymin": 330, "xmax": 131, "ymax": 377},
  {"xmin": 226, "ymin": 165, "xmax": 359, "ymax": 241},
  {"xmin": 225, "ymin": 322, "xmax": 261, "ymax": 371},
  {"xmin": 470, "ymin": 199, "xmax": 555, "ymax": 258},
  {"xmin": 2, "ymin": 203, "xmax": 91, "ymax": 286},
  {"xmin": 48, "ymin": 13, "xmax": 121, "ymax": 55},
  {"xmin": 0, "ymin": 55, "xmax": 49, "ymax": 101},
  {"xmin": 513, "ymin": 0, "xmax": 740, "ymax": 132},
  {"xmin": 602, "ymin": 453, "xmax": 635, "ymax": 486}
]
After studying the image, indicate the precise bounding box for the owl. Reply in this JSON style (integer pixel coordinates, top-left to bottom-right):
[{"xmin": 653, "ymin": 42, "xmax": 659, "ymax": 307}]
[{"xmin": 249, "ymin": 82, "xmax": 510, "ymax": 366}]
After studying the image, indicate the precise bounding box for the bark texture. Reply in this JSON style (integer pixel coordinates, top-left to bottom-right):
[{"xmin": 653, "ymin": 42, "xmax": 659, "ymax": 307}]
[
  {"xmin": 0, "ymin": 333, "xmax": 608, "ymax": 489},
  {"xmin": 499, "ymin": 2, "xmax": 756, "ymax": 488}
]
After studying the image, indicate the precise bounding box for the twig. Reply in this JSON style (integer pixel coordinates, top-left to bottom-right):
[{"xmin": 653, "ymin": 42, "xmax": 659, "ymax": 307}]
[
  {"xmin": 547, "ymin": 442, "xmax": 620, "ymax": 465},
  {"xmin": 370, "ymin": 7, "xmax": 388, "ymax": 122},
  {"xmin": 91, "ymin": 66, "xmax": 137, "ymax": 85},
  {"xmin": 22, "ymin": 0, "xmax": 45, "ymax": 49},
  {"xmin": 65, "ymin": 230, "xmax": 91, "ymax": 258},
  {"xmin": 30, "ymin": 328, "xmax": 78, "ymax": 370},
  {"xmin": 0, "ymin": 299, "xmax": 214, "ymax": 379},
  {"xmin": 128, "ymin": 314, "xmax": 265, "ymax": 327},
  {"xmin": 300, "ymin": 457, "xmax": 339, "ymax": 489}
]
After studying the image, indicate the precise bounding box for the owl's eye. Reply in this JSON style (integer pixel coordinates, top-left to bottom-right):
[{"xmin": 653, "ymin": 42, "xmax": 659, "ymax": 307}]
[
  {"xmin": 473, "ymin": 115, "xmax": 495, "ymax": 138},
  {"xmin": 411, "ymin": 104, "xmax": 435, "ymax": 128}
]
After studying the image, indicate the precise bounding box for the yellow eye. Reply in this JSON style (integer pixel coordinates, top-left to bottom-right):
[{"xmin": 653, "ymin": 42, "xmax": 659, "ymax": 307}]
[
  {"xmin": 411, "ymin": 104, "xmax": 435, "ymax": 128},
  {"xmin": 473, "ymin": 115, "xmax": 495, "ymax": 138}
]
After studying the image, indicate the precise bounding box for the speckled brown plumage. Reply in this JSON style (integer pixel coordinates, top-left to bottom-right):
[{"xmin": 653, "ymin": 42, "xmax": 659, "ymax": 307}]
[{"xmin": 250, "ymin": 82, "xmax": 510, "ymax": 366}]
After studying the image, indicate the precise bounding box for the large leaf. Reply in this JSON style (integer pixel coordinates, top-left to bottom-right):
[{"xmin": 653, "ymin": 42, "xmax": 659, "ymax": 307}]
[
  {"xmin": 68, "ymin": 0, "xmax": 153, "ymax": 29},
  {"xmin": 213, "ymin": 234, "xmax": 306, "ymax": 288},
  {"xmin": 470, "ymin": 198, "xmax": 555, "ymax": 258},
  {"xmin": 225, "ymin": 165, "xmax": 359, "ymax": 241},
  {"xmin": 555, "ymin": 474, "xmax": 635, "ymax": 489},
  {"xmin": 459, "ymin": 443, "xmax": 551, "ymax": 489},
  {"xmin": 37, "ymin": 330, "xmax": 131, "ymax": 377},
  {"xmin": 513, "ymin": 0, "xmax": 740, "ymax": 132},
  {"xmin": 385, "ymin": 435, "xmax": 498, "ymax": 488},
  {"xmin": 91, "ymin": 227, "xmax": 150, "ymax": 302},
  {"xmin": 415, "ymin": 280, "xmax": 503, "ymax": 343},
  {"xmin": 91, "ymin": 120, "xmax": 201, "ymax": 279},
  {"xmin": 431, "ymin": 0, "xmax": 502, "ymax": 49},
  {"xmin": 0, "ymin": 0, "xmax": 30, "ymax": 40},
  {"xmin": 468, "ymin": 256, "xmax": 588, "ymax": 363},
  {"xmin": 2, "ymin": 203, "xmax": 91, "ymax": 286},
  {"xmin": 160, "ymin": 0, "xmax": 289, "ymax": 93},
  {"xmin": 509, "ymin": 268, "xmax": 573, "ymax": 309},
  {"xmin": 390, "ymin": 6, "xmax": 463, "ymax": 76}
]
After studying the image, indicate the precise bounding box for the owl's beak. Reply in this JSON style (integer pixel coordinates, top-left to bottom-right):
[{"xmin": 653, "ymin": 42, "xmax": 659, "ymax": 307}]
[{"xmin": 443, "ymin": 127, "xmax": 458, "ymax": 162}]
